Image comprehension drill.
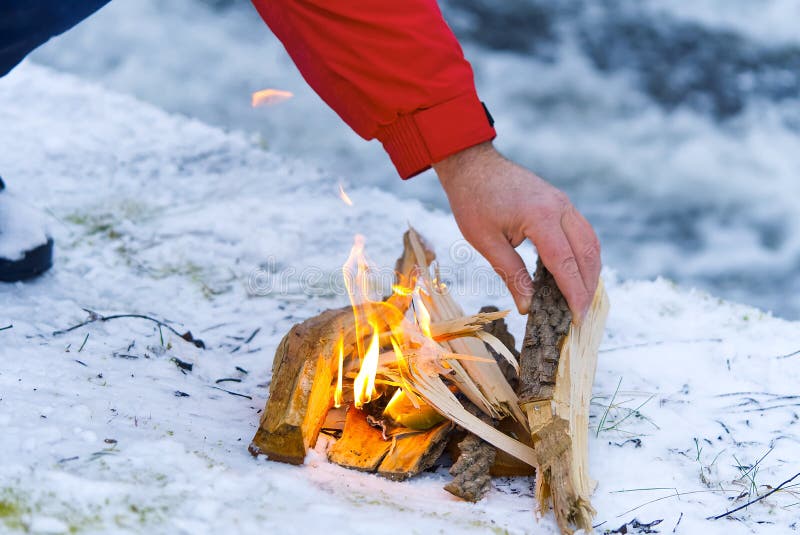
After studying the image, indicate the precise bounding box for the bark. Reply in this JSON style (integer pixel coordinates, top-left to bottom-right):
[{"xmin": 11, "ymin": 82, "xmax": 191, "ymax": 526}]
[
  {"xmin": 444, "ymin": 402, "xmax": 497, "ymax": 502},
  {"xmin": 518, "ymin": 259, "xmax": 571, "ymax": 404}
]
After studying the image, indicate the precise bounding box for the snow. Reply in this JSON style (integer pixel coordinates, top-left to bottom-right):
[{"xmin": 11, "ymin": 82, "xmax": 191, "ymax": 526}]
[
  {"xmin": 0, "ymin": 193, "xmax": 50, "ymax": 260},
  {"xmin": 1, "ymin": 63, "xmax": 798, "ymax": 534}
]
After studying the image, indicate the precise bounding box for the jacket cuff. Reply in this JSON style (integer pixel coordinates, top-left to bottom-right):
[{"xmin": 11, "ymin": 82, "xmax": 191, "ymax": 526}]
[{"xmin": 376, "ymin": 92, "xmax": 497, "ymax": 179}]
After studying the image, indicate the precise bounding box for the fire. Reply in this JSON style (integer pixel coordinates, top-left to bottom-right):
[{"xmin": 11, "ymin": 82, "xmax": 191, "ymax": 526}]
[
  {"xmin": 251, "ymin": 88, "xmax": 294, "ymax": 108},
  {"xmin": 413, "ymin": 290, "xmax": 432, "ymax": 338},
  {"xmin": 352, "ymin": 320, "xmax": 381, "ymax": 408},
  {"xmin": 334, "ymin": 234, "xmax": 441, "ymax": 419},
  {"xmin": 338, "ymin": 184, "xmax": 353, "ymax": 206},
  {"xmin": 392, "ymin": 284, "xmax": 412, "ymax": 296}
]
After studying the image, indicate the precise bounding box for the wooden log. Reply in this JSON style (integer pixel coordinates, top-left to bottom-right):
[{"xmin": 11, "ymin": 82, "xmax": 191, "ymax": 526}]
[
  {"xmin": 328, "ymin": 406, "xmax": 453, "ymax": 479},
  {"xmin": 518, "ymin": 259, "xmax": 609, "ymax": 534},
  {"xmin": 378, "ymin": 421, "xmax": 452, "ymax": 481},
  {"xmin": 444, "ymin": 402, "xmax": 497, "ymax": 502},
  {"xmin": 249, "ymin": 308, "xmax": 354, "ymax": 464},
  {"xmin": 328, "ymin": 407, "xmax": 392, "ymax": 471}
]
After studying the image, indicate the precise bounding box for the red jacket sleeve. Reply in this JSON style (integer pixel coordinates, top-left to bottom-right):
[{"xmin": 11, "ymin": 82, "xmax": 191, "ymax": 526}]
[{"xmin": 250, "ymin": 0, "xmax": 496, "ymax": 179}]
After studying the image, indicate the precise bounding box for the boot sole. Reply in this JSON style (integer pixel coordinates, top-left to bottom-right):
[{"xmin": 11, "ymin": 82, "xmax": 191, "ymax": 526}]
[{"xmin": 0, "ymin": 238, "xmax": 54, "ymax": 282}]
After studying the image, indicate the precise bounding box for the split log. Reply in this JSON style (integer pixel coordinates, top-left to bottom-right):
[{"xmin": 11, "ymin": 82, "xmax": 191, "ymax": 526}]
[
  {"xmin": 249, "ymin": 308, "xmax": 354, "ymax": 464},
  {"xmin": 518, "ymin": 259, "xmax": 609, "ymax": 534},
  {"xmin": 329, "ymin": 406, "xmax": 452, "ymax": 480},
  {"xmin": 378, "ymin": 420, "xmax": 452, "ymax": 481},
  {"xmin": 445, "ymin": 308, "xmax": 532, "ymax": 499},
  {"xmin": 328, "ymin": 407, "xmax": 392, "ymax": 471}
]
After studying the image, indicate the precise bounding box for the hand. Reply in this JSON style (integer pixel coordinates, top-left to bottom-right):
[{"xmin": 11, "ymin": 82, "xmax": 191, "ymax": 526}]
[{"xmin": 434, "ymin": 142, "xmax": 601, "ymax": 320}]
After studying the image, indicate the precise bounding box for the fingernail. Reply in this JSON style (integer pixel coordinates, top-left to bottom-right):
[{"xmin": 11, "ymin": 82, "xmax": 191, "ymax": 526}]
[{"xmin": 515, "ymin": 294, "xmax": 531, "ymax": 315}]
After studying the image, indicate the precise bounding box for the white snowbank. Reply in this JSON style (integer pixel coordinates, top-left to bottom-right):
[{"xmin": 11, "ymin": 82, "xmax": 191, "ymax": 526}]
[{"xmin": 0, "ymin": 64, "xmax": 798, "ymax": 534}]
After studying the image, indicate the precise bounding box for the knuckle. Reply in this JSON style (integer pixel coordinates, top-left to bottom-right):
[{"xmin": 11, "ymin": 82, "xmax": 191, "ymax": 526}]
[
  {"xmin": 558, "ymin": 255, "xmax": 581, "ymax": 278},
  {"xmin": 583, "ymin": 239, "xmax": 601, "ymax": 263},
  {"xmin": 552, "ymin": 191, "xmax": 572, "ymax": 210}
]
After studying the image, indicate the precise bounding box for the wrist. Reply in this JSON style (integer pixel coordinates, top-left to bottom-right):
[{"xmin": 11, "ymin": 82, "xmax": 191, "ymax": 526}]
[{"xmin": 433, "ymin": 142, "xmax": 500, "ymax": 188}]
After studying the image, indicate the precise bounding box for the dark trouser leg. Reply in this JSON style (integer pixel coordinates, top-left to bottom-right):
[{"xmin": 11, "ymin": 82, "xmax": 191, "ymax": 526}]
[{"xmin": 0, "ymin": 0, "xmax": 112, "ymax": 77}]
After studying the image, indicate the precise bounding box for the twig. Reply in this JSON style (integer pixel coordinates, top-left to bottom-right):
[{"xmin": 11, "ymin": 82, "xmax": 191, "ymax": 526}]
[
  {"xmin": 0, "ymin": 324, "xmax": 12, "ymax": 332},
  {"xmin": 244, "ymin": 327, "xmax": 261, "ymax": 344},
  {"xmin": 776, "ymin": 349, "xmax": 800, "ymax": 359},
  {"xmin": 53, "ymin": 309, "xmax": 205, "ymax": 348},
  {"xmin": 672, "ymin": 512, "xmax": 683, "ymax": 532},
  {"xmin": 210, "ymin": 386, "xmax": 252, "ymax": 400},
  {"xmin": 708, "ymin": 472, "xmax": 800, "ymax": 520},
  {"xmin": 78, "ymin": 333, "xmax": 90, "ymax": 353}
]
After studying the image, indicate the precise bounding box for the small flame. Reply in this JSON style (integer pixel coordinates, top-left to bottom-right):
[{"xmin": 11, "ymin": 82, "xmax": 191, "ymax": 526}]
[
  {"xmin": 251, "ymin": 88, "xmax": 294, "ymax": 108},
  {"xmin": 353, "ymin": 320, "xmax": 381, "ymax": 408},
  {"xmin": 392, "ymin": 284, "xmax": 413, "ymax": 296},
  {"xmin": 334, "ymin": 335, "xmax": 344, "ymax": 408},
  {"xmin": 414, "ymin": 290, "xmax": 432, "ymax": 338},
  {"xmin": 338, "ymin": 184, "xmax": 353, "ymax": 206},
  {"xmin": 384, "ymin": 388, "xmax": 405, "ymax": 414}
]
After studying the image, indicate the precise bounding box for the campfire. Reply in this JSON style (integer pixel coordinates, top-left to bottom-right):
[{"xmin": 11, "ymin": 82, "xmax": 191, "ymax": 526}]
[{"xmin": 249, "ymin": 228, "xmax": 609, "ymax": 534}]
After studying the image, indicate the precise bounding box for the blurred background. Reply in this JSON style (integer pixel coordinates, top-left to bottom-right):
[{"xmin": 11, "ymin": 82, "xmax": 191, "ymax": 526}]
[{"xmin": 29, "ymin": 0, "xmax": 800, "ymax": 318}]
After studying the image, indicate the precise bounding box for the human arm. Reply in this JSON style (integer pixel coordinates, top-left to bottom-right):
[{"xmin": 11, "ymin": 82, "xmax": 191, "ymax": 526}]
[{"xmin": 251, "ymin": 1, "xmax": 601, "ymax": 316}]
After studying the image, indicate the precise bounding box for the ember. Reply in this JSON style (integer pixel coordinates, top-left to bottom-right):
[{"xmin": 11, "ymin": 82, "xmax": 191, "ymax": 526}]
[{"xmin": 250, "ymin": 227, "xmax": 609, "ymax": 534}]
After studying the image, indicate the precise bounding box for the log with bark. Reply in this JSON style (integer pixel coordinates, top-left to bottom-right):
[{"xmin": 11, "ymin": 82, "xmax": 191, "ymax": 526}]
[{"xmin": 518, "ymin": 259, "xmax": 609, "ymax": 534}]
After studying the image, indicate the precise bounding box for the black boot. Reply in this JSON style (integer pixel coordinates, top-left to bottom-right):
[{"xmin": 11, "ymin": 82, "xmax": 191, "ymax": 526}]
[{"xmin": 0, "ymin": 177, "xmax": 54, "ymax": 282}]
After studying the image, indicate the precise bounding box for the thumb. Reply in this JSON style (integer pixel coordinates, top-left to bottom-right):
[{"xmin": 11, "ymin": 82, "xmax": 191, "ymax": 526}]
[{"xmin": 475, "ymin": 236, "xmax": 534, "ymax": 314}]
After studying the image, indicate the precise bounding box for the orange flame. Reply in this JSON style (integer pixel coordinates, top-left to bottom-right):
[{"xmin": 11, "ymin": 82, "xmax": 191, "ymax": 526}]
[
  {"xmin": 414, "ymin": 290, "xmax": 432, "ymax": 338},
  {"xmin": 392, "ymin": 284, "xmax": 413, "ymax": 296},
  {"xmin": 337, "ymin": 235, "xmax": 431, "ymax": 415},
  {"xmin": 353, "ymin": 320, "xmax": 380, "ymax": 408},
  {"xmin": 338, "ymin": 184, "xmax": 353, "ymax": 206},
  {"xmin": 251, "ymin": 88, "xmax": 294, "ymax": 108}
]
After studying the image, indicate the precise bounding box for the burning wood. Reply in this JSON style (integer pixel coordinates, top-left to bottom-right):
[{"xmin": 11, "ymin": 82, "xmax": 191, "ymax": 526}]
[{"xmin": 250, "ymin": 227, "xmax": 608, "ymax": 535}]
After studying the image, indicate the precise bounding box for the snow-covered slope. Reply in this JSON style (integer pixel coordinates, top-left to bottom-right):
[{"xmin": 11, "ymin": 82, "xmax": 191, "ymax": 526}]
[{"xmin": 0, "ymin": 64, "xmax": 798, "ymax": 534}]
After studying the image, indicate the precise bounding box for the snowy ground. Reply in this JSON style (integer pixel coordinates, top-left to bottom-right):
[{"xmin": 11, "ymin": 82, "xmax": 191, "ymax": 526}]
[{"xmin": 1, "ymin": 64, "xmax": 799, "ymax": 534}]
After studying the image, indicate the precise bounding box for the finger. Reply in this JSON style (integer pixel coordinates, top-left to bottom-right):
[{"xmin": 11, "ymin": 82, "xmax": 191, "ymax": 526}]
[
  {"xmin": 560, "ymin": 206, "xmax": 601, "ymax": 303},
  {"xmin": 531, "ymin": 225, "xmax": 591, "ymax": 323},
  {"xmin": 475, "ymin": 236, "xmax": 534, "ymax": 314}
]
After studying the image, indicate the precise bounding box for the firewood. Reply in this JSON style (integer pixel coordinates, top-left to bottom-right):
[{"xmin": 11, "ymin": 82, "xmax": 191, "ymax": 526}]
[
  {"xmin": 518, "ymin": 259, "xmax": 609, "ymax": 535},
  {"xmin": 328, "ymin": 407, "xmax": 393, "ymax": 471},
  {"xmin": 480, "ymin": 305, "xmax": 520, "ymax": 389},
  {"xmin": 406, "ymin": 227, "xmax": 527, "ymax": 426},
  {"xmin": 377, "ymin": 420, "xmax": 452, "ymax": 481},
  {"xmin": 429, "ymin": 309, "xmax": 509, "ymax": 340},
  {"xmin": 249, "ymin": 308, "xmax": 355, "ymax": 464},
  {"xmin": 444, "ymin": 402, "xmax": 497, "ymax": 502},
  {"xmin": 490, "ymin": 417, "xmax": 536, "ymax": 477},
  {"xmin": 445, "ymin": 309, "xmax": 531, "ymax": 500},
  {"xmin": 329, "ymin": 406, "xmax": 453, "ymax": 479}
]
